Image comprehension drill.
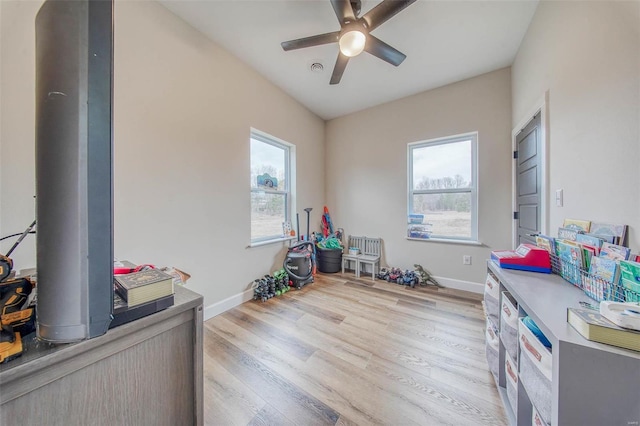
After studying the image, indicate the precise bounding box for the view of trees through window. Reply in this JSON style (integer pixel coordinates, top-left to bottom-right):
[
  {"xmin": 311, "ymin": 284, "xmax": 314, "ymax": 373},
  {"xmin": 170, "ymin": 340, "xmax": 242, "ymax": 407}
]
[
  {"xmin": 413, "ymin": 175, "xmax": 471, "ymax": 213},
  {"xmin": 250, "ymin": 134, "xmax": 290, "ymax": 242},
  {"xmin": 409, "ymin": 136, "xmax": 477, "ymax": 240}
]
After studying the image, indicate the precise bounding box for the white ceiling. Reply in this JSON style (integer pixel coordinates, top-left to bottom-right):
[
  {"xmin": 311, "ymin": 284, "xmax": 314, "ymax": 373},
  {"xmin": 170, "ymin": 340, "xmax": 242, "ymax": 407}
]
[{"xmin": 160, "ymin": 0, "xmax": 539, "ymax": 120}]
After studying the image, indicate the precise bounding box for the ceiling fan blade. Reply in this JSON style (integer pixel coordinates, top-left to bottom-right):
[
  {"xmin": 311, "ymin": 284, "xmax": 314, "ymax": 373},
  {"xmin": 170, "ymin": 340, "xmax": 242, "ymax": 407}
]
[
  {"xmin": 361, "ymin": 0, "xmax": 416, "ymax": 32},
  {"xmin": 281, "ymin": 31, "xmax": 340, "ymax": 51},
  {"xmin": 330, "ymin": 53, "xmax": 350, "ymax": 85},
  {"xmin": 364, "ymin": 35, "xmax": 406, "ymax": 66},
  {"xmin": 330, "ymin": 0, "xmax": 356, "ymax": 24}
]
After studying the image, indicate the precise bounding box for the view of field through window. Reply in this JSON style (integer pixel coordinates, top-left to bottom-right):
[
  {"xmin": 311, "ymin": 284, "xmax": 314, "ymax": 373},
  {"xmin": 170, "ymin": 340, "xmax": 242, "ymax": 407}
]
[
  {"xmin": 410, "ymin": 138, "xmax": 475, "ymax": 239},
  {"xmin": 250, "ymin": 135, "xmax": 289, "ymax": 241}
]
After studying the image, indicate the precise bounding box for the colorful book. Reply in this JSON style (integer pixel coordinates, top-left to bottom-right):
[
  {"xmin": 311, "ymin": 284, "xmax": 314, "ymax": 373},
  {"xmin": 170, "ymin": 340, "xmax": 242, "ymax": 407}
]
[
  {"xmin": 576, "ymin": 234, "xmax": 604, "ymax": 249},
  {"xmin": 589, "ymin": 223, "xmax": 627, "ymax": 245},
  {"xmin": 619, "ymin": 260, "xmax": 640, "ymax": 284},
  {"xmin": 563, "ymin": 219, "xmax": 591, "ymax": 233},
  {"xmin": 556, "ymin": 240, "xmax": 582, "ymax": 285},
  {"xmin": 580, "ymin": 244, "xmax": 597, "ymax": 270},
  {"xmin": 558, "ymin": 227, "xmax": 581, "ymax": 241},
  {"xmin": 564, "ymin": 240, "xmax": 586, "ymax": 268},
  {"xmin": 600, "ymin": 242, "xmax": 631, "ymax": 261},
  {"xmin": 567, "ymin": 308, "xmax": 640, "ymax": 352},
  {"xmin": 535, "ymin": 235, "xmax": 556, "ymax": 255},
  {"xmin": 585, "ymin": 233, "xmax": 615, "ymax": 244},
  {"xmin": 588, "ymin": 256, "xmax": 619, "ymax": 283}
]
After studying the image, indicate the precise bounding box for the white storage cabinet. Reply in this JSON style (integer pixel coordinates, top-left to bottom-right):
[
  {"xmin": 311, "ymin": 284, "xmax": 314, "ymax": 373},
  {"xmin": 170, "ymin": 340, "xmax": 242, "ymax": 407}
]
[{"xmin": 485, "ymin": 261, "xmax": 640, "ymax": 425}]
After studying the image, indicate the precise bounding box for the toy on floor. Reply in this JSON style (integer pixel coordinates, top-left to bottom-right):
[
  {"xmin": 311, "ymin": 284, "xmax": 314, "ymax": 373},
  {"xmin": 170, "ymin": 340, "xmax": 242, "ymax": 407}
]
[
  {"xmin": 376, "ymin": 267, "xmax": 390, "ymax": 281},
  {"xmin": 414, "ymin": 264, "xmax": 441, "ymax": 287},
  {"xmin": 398, "ymin": 270, "xmax": 419, "ymax": 287},
  {"xmin": 253, "ymin": 270, "xmax": 294, "ymax": 302},
  {"xmin": 386, "ymin": 268, "xmax": 403, "ymax": 283},
  {"xmin": 252, "ymin": 277, "xmax": 271, "ymax": 302},
  {"xmin": 273, "ymin": 269, "xmax": 290, "ymax": 296}
]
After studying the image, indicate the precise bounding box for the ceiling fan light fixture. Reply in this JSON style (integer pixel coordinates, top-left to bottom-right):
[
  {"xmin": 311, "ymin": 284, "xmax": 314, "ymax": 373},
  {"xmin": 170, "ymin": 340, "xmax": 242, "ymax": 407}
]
[{"xmin": 339, "ymin": 30, "xmax": 366, "ymax": 57}]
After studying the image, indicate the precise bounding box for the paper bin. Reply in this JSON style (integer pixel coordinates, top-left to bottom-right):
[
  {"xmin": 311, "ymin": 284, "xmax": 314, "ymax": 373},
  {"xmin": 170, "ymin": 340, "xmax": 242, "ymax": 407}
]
[
  {"xmin": 500, "ymin": 291, "xmax": 519, "ymax": 362},
  {"xmin": 505, "ymin": 351, "xmax": 518, "ymax": 414},
  {"xmin": 484, "ymin": 273, "xmax": 500, "ymax": 325},
  {"xmin": 485, "ymin": 317, "xmax": 499, "ymax": 383},
  {"xmin": 519, "ymin": 318, "xmax": 552, "ymax": 424}
]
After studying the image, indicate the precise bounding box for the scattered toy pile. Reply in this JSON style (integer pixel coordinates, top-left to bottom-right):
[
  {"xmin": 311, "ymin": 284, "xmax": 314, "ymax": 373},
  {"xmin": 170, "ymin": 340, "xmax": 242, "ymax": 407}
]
[
  {"xmin": 252, "ymin": 268, "xmax": 292, "ymax": 302},
  {"xmin": 376, "ymin": 264, "xmax": 441, "ymax": 288}
]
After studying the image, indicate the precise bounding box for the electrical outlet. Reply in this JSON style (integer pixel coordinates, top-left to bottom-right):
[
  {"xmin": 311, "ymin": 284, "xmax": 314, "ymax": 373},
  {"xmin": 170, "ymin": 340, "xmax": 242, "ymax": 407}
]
[{"xmin": 463, "ymin": 255, "xmax": 472, "ymax": 265}]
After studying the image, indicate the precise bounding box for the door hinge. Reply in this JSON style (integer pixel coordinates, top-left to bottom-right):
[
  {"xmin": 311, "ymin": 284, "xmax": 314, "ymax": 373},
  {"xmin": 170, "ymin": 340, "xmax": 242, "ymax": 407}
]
[
  {"xmin": 513, "ymin": 150, "xmax": 519, "ymax": 159},
  {"xmin": 513, "ymin": 212, "xmax": 519, "ymax": 220}
]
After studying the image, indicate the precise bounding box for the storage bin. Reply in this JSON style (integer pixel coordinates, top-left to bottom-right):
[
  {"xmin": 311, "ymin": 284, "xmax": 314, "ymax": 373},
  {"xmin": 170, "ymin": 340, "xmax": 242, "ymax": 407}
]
[
  {"xmin": 505, "ymin": 351, "xmax": 518, "ymax": 414},
  {"xmin": 316, "ymin": 247, "xmax": 343, "ymax": 273},
  {"xmin": 484, "ymin": 273, "xmax": 500, "ymax": 325},
  {"xmin": 485, "ymin": 317, "xmax": 499, "ymax": 383},
  {"xmin": 532, "ymin": 404, "xmax": 550, "ymax": 426},
  {"xmin": 500, "ymin": 291, "xmax": 519, "ymax": 362},
  {"xmin": 519, "ymin": 318, "xmax": 552, "ymax": 423},
  {"xmin": 408, "ymin": 214, "xmax": 424, "ymax": 224},
  {"xmin": 518, "ymin": 318, "xmax": 552, "ymax": 380}
]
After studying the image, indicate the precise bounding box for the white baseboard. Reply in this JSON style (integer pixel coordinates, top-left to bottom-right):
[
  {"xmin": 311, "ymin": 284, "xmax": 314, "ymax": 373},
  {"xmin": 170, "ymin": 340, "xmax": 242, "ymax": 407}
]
[
  {"xmin": 435, "ymin": 276, "xmax": 483, "ymax": 294},
  {"xmin": 203, "ymin": 288, "xmax": 254, "ymax": 321}
]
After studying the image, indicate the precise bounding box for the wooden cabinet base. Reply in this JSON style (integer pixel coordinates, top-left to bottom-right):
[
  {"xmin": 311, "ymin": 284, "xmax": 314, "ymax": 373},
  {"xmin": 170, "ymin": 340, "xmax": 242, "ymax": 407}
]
[{"xmin": 0, "ymin": 286, "xmax": 203, "ymax": 426}]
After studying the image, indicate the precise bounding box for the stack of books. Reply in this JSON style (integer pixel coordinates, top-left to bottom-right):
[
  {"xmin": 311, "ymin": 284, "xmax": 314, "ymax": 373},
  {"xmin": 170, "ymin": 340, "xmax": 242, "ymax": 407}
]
[
  {"xmin": 567, "ymin": 308, "xmax": 640, "ymax": 352},
  {"xmin": 110, "ymin": 268, "xmax": 175, "ymax": 328}
]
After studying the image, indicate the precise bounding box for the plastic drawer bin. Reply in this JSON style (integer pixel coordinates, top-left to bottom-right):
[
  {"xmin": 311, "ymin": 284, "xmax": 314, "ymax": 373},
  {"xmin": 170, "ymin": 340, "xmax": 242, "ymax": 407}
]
[
  {"xmin": 505, "ymin": 351, "xmax": 518, "ymax": 414},
  {"xmin": 532, "ymin": 404, "xmax": 551, "ymax": 426},
  {"xmin": 500, "ymin": 291, "xmax": 519, "ymax": 362},
  {"xmin": 484, "ymin": 273, "xmax": 500, "ymax": 325},
  {"xmin": 519, "ymin": 318, "xmax": 552, "ymax": 424},
  {"xmin": 485, "ymin": 317, "xmax": 500, "ymax": 383}
]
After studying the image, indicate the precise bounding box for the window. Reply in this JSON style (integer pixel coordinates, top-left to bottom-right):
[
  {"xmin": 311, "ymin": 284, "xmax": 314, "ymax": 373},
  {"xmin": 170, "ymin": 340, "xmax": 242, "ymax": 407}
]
[
  {"xmin": 250, "ymin": 130, "xmax": 292, "ymax": 244},
  {"xmin": 408, "ymin": 133, "xmax": 478, "ymax": 241}
]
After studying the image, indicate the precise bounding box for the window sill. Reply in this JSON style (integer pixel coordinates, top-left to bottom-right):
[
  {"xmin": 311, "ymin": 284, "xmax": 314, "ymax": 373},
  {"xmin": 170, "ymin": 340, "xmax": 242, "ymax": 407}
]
[
  {"xmin": 248, "ymin": 236, "xmax": 296, "ymax": 248},
  {"xmin": 406, "ymin": 237, "xmax": 484, "ymax": 246}
]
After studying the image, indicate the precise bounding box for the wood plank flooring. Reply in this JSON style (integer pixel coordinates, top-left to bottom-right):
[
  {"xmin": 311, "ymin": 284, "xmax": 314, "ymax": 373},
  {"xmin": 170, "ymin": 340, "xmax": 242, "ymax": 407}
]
[{"xmin": 203, "ymin": 273, "xmax": 506, "ymax": 426}]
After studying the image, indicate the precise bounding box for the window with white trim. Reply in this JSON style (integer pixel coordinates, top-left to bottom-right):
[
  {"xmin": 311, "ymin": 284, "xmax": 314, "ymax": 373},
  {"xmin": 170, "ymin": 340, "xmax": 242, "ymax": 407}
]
[
  {"xmin": 408, "ymin": 133, "xmax": 478, "ymax": 241},
  {"xmin": 250, "ymin": 130, "xmax": 292, "ymax": 244}
]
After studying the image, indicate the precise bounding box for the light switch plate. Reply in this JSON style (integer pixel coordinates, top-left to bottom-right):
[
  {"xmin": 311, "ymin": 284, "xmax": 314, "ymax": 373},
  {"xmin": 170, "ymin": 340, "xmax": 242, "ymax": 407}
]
[{"xmin": 556, "ymin": 189, "xmax": 563, "ymax": 207}]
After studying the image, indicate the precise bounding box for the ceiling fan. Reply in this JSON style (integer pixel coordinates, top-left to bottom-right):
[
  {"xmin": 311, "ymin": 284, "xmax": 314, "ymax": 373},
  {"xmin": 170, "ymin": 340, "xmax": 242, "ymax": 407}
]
[{"xmin": 281, "ymin": 0, "xmax": 416, "ymax": 85}]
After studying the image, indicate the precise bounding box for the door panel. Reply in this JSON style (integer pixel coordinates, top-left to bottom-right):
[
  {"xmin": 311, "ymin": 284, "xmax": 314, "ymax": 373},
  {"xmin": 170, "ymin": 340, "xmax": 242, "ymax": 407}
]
[
  {"xmin": 518, "ymin": 131, "xmax": 537, "ymax": 164},
  {"xmin": 519, "ymin": 204, "xmax": 538, "ymax": 233},
  {"xmin": 516, "ymin": 113, "xmax": 542, "ymax": 246},
  {"xmin": 518, "ymin": 166, "xmax": 538, "ymax": 196}
]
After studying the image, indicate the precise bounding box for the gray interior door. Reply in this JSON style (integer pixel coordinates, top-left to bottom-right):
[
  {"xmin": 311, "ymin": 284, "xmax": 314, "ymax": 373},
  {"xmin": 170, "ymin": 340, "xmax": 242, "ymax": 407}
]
[{"xmin": 515, "ymin": 113, "xmax": 542, "ymax": 245}]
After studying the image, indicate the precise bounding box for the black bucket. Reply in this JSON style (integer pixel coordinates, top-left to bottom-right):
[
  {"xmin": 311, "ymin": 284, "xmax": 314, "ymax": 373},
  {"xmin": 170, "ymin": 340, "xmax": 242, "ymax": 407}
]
[{"xmin": 316, "ymin": 247, "xmax": 342, "ymax": 273}]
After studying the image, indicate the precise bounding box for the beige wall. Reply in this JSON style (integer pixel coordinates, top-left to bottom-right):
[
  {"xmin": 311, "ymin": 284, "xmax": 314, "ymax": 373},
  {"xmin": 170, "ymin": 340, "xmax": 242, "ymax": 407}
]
[
  {"xmin": 512, "ymin": 1, "xmax": 640, "ymax": 250},
  {"xmin": 0, "ymin": 0, "xmax": 38, "ymax": 270},
  {"xmin": 0, "ymin": 0, "xmax": 325, "ymax": 310},
  {"xmin": 326, "ymin": 68, "xmax": 513, "ymax": 290}
]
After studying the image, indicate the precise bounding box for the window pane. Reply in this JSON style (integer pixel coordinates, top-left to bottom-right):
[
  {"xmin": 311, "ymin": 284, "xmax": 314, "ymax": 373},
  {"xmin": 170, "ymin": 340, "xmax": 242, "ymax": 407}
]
[
  {"xmin": 251, "ymin": 138, "xmax": 286, "ymax": 191},
  {"xmin": 251, "ymin": 192, "xmax": 286, "ymax": 240},
  {"xmin": 412, "ymin": 140, "xmax": 471, "ymax": 190},
  {"xmin": 413, "ymin": 193, "xmax": 471, "ymax": 238}
]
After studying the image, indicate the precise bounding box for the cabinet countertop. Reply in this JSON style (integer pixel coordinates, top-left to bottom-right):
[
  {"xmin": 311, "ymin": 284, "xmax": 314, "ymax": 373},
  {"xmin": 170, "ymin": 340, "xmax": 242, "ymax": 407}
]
[{"xmin": 488, "ymin": 260, "xmax": 640, "ymax": 359}]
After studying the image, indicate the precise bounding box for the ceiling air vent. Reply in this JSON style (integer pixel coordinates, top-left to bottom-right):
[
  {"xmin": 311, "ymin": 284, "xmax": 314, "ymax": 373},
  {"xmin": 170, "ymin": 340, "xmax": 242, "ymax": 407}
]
[{"xmin": 309, "ymin": 62, "xmax": 324, "ymax": 73}]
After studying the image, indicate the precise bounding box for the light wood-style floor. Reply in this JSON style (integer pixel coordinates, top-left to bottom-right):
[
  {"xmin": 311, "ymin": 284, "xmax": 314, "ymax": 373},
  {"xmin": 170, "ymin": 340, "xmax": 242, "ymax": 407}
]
[{"xmin": 203, "ymin": 272, "xmax": 507, "ymax": 426}]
